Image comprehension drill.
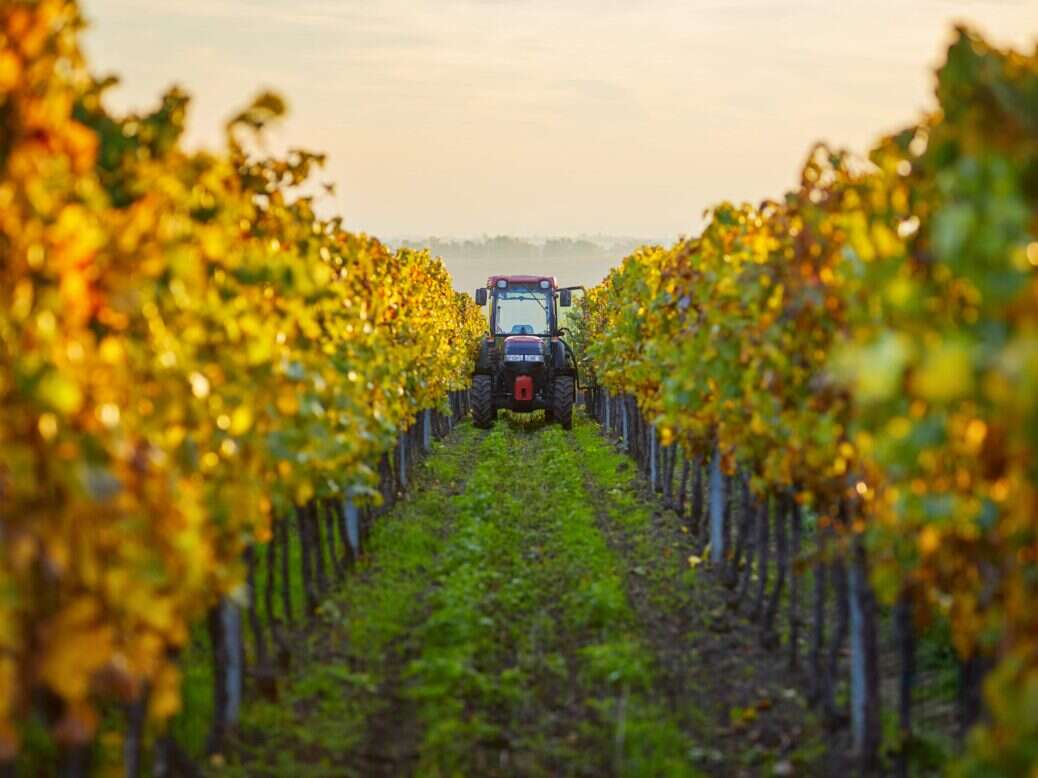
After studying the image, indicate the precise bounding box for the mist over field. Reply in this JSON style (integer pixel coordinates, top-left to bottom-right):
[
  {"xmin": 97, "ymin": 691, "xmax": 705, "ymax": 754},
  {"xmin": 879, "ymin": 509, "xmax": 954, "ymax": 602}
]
[{"xmin": 394, "ymin": 235, "xmax": 649, "ymax": 292}]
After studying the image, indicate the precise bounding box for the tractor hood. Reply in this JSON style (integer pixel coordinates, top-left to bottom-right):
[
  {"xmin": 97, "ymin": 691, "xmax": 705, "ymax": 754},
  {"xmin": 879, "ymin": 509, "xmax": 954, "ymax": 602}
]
[{"xmin": 502, "ymin": 335, "xmax": 545, "ymax": 362}]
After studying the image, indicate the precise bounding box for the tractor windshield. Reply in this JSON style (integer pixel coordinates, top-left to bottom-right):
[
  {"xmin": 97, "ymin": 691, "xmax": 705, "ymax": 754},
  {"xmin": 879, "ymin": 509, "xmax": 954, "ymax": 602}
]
[{"xmin": 492, "ymin": 287, "xmax": 552, "ymax": 336}]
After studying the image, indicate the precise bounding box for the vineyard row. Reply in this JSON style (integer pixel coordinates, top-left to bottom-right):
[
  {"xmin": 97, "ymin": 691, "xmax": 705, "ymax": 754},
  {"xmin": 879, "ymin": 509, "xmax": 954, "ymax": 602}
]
[
  {"xmin": 0, "ymin": 0, "xmax": 484, "ymax": 770},
  {"xmin": 571, "ymin": 28, "xmax": 1037, "ymax": 777}
]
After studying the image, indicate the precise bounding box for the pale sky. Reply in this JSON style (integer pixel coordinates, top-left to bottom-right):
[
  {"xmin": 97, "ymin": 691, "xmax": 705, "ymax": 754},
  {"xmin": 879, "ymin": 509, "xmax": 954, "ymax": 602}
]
[{"xmin": 82, "ymin": 0, "xmax": 1036, "ymax": 241}]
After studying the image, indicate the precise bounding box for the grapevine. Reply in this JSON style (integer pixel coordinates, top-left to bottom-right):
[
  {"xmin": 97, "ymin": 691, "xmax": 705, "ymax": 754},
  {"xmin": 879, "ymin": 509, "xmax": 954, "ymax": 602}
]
[
  {"xmin": 580, "ymin": 28, "xmax": 1036, "ymax": 773},
  {"xmin": 0, "ymin": 0, "xmax": 483, "ymax": 759}
]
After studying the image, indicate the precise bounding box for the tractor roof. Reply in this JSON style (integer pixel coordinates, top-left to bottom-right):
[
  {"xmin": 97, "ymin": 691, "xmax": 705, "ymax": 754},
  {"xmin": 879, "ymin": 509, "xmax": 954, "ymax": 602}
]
[{"xmin": 486, "ymin": 275, "xmax": 558, "ymax": 289}]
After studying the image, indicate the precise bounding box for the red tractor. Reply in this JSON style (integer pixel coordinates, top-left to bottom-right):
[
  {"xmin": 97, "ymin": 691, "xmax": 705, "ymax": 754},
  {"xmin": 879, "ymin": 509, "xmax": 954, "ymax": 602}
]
[{"xmin": 471, "ymin": 275, "xmax": 581, "ymax": 429}]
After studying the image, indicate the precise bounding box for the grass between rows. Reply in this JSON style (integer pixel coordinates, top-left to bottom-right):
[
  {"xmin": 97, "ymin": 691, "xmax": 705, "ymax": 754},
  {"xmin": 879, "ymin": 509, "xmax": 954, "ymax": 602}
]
[
  {"xmin": 219, "ymin": 414, "xmax": 704, "ymax": 777},
  {"xmin": 221, "ymin": 423, "xmax": 482, "ymax": 776},
  {"xmin": 404, "ymin": 416, "xmax": 702, "ymax": 776}
]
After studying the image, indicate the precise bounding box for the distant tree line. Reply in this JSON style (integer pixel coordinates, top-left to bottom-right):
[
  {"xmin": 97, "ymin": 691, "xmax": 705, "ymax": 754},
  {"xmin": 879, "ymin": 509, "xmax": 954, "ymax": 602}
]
[{"xmin": 397, "ymin": 235, "xmax": 647, "ymax": 262}]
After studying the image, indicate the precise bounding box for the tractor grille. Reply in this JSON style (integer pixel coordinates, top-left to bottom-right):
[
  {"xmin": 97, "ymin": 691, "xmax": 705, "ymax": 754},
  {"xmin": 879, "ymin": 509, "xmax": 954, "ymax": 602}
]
[{"xmin": 503, "ymin": 337, "xmax": 544, "ymax": 361}]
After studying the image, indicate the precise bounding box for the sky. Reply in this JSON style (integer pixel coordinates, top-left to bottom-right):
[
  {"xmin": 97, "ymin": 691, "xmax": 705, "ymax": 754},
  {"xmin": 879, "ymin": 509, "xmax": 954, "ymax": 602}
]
[{"xmin": 81, "ymin": 0, "xmax": 1037, "ymax": 243}]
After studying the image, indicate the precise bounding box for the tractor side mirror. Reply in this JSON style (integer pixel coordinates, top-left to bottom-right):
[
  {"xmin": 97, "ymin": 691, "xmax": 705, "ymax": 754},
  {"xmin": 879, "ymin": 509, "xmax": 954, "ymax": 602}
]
[
  {"xmin": 475, "ymin": 288, "xmax": 487, "ymax": 306},
  {"xmin": 559, "ymin": 289, "xmax": 572, "ymax": 307}
]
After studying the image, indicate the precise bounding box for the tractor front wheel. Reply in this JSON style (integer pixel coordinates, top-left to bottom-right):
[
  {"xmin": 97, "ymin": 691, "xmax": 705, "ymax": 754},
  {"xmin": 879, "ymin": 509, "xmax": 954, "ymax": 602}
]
[
  {"xmin": 471, "ymin": 375, "xmax": 496, "ymax": 429},
  {"xmin": 551, "ymin": 375, "xmax": 574, "ymax": 430}
]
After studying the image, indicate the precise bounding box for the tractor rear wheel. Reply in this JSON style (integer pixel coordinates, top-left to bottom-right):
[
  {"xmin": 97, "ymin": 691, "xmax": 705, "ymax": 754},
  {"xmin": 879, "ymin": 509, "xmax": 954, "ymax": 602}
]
[
  {"xmin": 471, "ymin": 375, "xmax": 495, "ymax": 429},
  {"xmin": 552, "ymin": 375, "xmax": 574, "ymax": 430}
]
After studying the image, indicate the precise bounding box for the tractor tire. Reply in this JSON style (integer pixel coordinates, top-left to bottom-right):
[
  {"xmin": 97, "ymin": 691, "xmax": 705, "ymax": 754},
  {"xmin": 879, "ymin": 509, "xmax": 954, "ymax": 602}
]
[
  {"xmin": 471, "ymin": 375, "xmax": 496, "ymax": 429},
  {"xmin": 552, "ymin": 375, "xmax": 574, "ymax": 430}
]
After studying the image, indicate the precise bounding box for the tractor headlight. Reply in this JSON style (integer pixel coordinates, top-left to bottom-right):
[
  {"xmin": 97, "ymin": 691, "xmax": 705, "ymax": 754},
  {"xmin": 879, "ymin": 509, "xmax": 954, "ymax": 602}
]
[
  {"xmin": 496, "ymin": 279, "xmax": 507, "ymax": 289},
  {"xmin": 539, "ymin": 280, "xmax": 550, "ymax": 289}
]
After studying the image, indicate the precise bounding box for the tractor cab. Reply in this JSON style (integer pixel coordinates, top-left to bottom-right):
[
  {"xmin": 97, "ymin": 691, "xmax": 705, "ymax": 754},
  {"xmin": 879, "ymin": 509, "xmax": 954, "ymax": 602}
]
[{"xmin": 471, "ymin": 275, "xmax": 580, "ymax": 429}]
